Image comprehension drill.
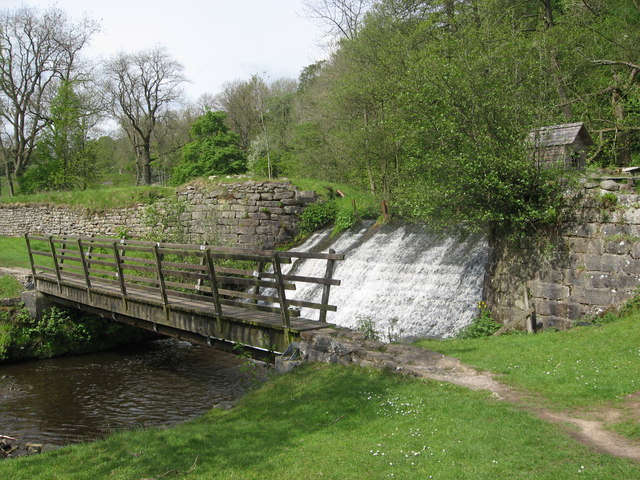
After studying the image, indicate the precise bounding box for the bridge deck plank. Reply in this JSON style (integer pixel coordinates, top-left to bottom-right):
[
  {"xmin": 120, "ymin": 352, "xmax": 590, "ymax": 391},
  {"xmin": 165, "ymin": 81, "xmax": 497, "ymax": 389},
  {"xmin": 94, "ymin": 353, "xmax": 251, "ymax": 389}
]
[{"xmin": 35, "ymin": 273, "xmax": 326, "ymax": 332}]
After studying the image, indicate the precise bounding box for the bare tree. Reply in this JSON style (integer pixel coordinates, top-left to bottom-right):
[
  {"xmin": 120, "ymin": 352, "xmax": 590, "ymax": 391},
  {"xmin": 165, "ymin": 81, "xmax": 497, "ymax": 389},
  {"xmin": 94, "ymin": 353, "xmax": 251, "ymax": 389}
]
[
  {"xmin": 302, "ymin": 0, "xmax": 375, "ymax": 41},
  {"xmin": 104, "ymin": 46, "xmax": 185, "ymax": 185},
  {"xmin": 0, "ymin": 6, "xmax": 98, "ymax": 195},
  {"xmin": 215, "ymin": 79, "xmax": 263, "ymax": 151}
]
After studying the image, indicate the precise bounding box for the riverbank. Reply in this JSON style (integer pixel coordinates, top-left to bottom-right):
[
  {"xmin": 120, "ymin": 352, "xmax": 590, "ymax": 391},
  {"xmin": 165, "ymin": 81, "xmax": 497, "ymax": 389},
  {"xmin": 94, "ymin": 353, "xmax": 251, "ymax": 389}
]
[
  {"xmin": 0, "ymin": 303, "xmax": 154, "ymax": 363},
  {"xmin": 0, "ymin": 338, "xmax": 262, "ymax": 456},
  {"xmin": 0, "ymin": 361, "xmax": 638, "ymax": 479}
]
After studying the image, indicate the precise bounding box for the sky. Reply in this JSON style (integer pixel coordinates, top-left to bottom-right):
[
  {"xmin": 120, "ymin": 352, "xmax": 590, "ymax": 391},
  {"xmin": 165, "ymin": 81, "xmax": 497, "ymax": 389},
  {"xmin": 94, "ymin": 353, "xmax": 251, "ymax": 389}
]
[{"xmin": 1, "ymin": 0, "xmax": 329, "ymax": 103}]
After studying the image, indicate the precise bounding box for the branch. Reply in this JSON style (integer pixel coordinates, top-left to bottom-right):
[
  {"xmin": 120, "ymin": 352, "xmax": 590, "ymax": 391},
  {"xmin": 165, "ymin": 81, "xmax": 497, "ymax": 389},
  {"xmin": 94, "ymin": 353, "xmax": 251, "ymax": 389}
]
[
  {"xmin": 592, "ymin": 126, "xmax": 640, "ymax": 134},
  {"xmin": 592, "ymin": 59, "xmax": 640, "ymax": 70}
]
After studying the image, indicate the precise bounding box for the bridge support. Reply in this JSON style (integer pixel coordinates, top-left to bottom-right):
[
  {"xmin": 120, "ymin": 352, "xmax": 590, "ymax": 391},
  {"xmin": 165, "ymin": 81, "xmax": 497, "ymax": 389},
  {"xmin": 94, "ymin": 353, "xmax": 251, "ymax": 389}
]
[{"xmin": 21, "ymin": 290, "xmax": 55, "ymax": 321}]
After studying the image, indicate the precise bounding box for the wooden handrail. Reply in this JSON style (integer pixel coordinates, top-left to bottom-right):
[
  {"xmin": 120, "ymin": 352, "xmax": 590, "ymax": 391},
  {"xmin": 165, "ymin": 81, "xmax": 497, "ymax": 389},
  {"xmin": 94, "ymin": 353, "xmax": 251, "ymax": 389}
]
[{"xmin": 25, "ymin": 233, "xmax": 344, "ymax": 322}]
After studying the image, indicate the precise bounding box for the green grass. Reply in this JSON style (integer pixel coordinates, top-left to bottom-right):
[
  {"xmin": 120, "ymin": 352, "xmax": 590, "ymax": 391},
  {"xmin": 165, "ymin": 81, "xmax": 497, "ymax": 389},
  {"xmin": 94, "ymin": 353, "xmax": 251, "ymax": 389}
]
[
  {"xmin": 0, "ymin": 186, "xmax": 174, "ymax": 210},
  {"xmin": 0, "ymin": 236, "xmax": 53, "ymax": 270},
  {"xmin": 0, "ymin": 236, "xmax": 32, "ymax": 269},
  {"xmin": 0, "ymin": 364, "xmax": 638, "ymax": 479},
  {"xmin": 609, "ymin": 420, "xmax": 640, "ymax": 441},
  {"xmin": 0, "ymin": 275, "xmax": 23, "ymax": 298},
  {"xmin": 416, "ymin": 313, "xmax": 640, "ymax": 409}
]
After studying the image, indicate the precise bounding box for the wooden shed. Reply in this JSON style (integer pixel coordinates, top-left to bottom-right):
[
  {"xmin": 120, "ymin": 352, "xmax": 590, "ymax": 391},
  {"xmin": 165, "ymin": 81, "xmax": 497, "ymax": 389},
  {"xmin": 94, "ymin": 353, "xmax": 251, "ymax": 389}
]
[{"xmin": 528, "ymin": 122, "xmax": 593, "ymax": 170}]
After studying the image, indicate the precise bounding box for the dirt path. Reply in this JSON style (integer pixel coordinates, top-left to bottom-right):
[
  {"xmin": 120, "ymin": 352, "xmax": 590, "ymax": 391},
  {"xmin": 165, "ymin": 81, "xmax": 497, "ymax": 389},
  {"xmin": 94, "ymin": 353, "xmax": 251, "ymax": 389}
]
[{"xmin": 383, "ymin": 344, "xmax": 640, "ymax": 462}]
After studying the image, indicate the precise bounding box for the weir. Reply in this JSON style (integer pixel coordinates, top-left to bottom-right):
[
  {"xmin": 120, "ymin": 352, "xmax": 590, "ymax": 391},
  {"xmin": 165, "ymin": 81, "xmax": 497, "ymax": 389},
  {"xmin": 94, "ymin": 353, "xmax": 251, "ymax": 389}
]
[
  {"xmin": 278, "ymin": 221, "xmax": 488, "ymax": 339},
  {"xmin": 25, "ymin": 234, "xmax": 344, "ymax": 353}
]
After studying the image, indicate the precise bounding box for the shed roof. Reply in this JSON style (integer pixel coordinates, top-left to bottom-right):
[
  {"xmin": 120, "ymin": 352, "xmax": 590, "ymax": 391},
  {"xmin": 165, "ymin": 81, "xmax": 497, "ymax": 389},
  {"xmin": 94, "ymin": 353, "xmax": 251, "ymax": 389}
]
[{"xmin": 528, "ymin": 122, "xmax": 593, "ymax": 148}]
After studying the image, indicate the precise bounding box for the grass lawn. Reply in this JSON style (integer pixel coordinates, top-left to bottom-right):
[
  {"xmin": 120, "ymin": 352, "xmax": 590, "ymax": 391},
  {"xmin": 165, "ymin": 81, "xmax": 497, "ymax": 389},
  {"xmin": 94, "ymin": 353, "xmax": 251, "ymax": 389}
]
[
  {"xmin": 0, "ymin": 236, "xmax": 52, "ymax": 270},
  {"xmin": 416, "ymin": 313, "xmax": 640, "ymax": 409},
  {"xmin": 0, "ymin": 236, "xmax": 32, "ymax": 269},
  {"xmin": 0, "ymin": 363, "xmax": 638, "ymax": 480},
  {"xmin": 0, "ymin": 275, "xmax": 23, "ymax": 298}
]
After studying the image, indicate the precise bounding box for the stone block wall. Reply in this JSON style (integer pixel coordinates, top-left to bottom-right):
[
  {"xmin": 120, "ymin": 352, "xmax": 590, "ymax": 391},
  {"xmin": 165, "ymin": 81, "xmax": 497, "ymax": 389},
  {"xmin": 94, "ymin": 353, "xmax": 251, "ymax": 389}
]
[
  {"xmin": 487, "ymin": 189, "xmax": 640, "ymax": 329},
  {"xmin": 0, "ymin": 180, "xmax": 317, "ymax": 250},
  {"xmin": 0, "ymin": 203, "xmax": 147, "ymax": 237},
  {"xmin": 176, "ymin": 181, "xmax": 316, "ymax": 249}
]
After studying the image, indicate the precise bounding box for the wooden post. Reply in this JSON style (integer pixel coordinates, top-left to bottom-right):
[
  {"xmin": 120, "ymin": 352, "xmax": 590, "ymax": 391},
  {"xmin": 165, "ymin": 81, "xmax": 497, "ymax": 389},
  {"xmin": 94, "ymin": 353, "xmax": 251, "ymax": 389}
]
[
  {"xmin": 196, "ymin": 241, "xmax": 208, "ymax": 292},
  {"xmin": 112, "ymin": 241, "xmax": 127, "ymax": 308},
  {"xmin": 59, "ymin": 237, "xmax": 67, "ymax": 271},
  {"xmin": 204, "ymin": 248, "xmax": 222, "ymax": 316},
  {"xmin": 78, "ymin": 239, "xmax": 92, "ymax": 300},
  {"xmin": 252, "ymin": 261, "xmax": 264, "ymax": 304},
  {"xmin": 49, "ymin": 236, "xmax": 62, "ymax": 292},
  {"xmin": 272, "ymin": 253, "xmax": 290, "ymax": 328},
  {"xmin": 24, "ymin": 234, "xmax": 36, "ymax": 278},
  {"xmin": 119, "ymin": 238, "xmax": 127, "ymax": 260},
  {"xmin": 319, "ymin": 248, "xmax": 336, "ymax": 323},
  {"xmin": 153, "ymin": 243, "xmax": 169, "ymax": 316},
  {"xmin": 86, "ymin": 234, "xmax": 94, "ymax": 272},
  {"xmin": 204, "ymin": 248, "xmax": 223, "ymax": 334},
  {"xmin": 524, "ymin": 287, "xmax": 535, "ymax": 333}
]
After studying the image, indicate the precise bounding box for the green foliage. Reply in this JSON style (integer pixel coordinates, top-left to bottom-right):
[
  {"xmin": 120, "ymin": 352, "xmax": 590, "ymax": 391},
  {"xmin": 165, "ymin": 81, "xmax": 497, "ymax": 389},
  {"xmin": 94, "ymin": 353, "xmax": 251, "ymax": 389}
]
[
  {"xmin": 356, "ymin": 315, "xmax": 380, "ymax": 341},
  {"xmin": 456, "ymin": 302, "xmax": 502, "ymax": 339},
  {"xmin": 294, "ymin": 180, "xmax": 379, "ymax": 237},
  {"xmin": 0, "ymin": 305, "xmax": 149, "ymax": 362},
  {"xmin": 297, "ymin": 201, "xmax": 338, "ymax": 237},
  {"xmin": 280, "ymin": 0, "xmax": 640, "ymax": 236},
  {"xmin": 18, "ymin": 81, "xmax": 98, "ymax": 194},
  {"xmin": 141, "ymin": 196, "xmax": 190, "ymax": 243},
  {"xmin": 170, "ymin": 111, "xmax": 247, "ymax": 185}
]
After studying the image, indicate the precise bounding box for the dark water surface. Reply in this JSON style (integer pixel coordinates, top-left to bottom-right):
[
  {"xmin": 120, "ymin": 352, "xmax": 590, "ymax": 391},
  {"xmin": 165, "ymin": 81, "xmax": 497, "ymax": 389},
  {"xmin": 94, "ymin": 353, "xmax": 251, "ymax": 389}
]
[{"xmin": 0, "ymin": 339, "xmax": 262, "ymax": 451}]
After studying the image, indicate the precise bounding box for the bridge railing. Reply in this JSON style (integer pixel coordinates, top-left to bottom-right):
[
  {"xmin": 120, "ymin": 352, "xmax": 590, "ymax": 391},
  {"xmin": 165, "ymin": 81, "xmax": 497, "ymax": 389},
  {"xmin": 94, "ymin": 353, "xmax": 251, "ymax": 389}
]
[{"xmin": 25, "ymin": 234, "xmax": 344, "ymax": 327}]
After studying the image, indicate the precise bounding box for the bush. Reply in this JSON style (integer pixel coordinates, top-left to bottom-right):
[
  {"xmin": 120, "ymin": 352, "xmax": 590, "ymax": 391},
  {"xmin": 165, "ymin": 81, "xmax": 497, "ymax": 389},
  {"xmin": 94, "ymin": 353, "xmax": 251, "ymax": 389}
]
[
  {"xmin": 0, "ymin": 306, "xmax": 151, "ymax": 361},
  {"xmin": 297, "ymin": 201, "xmax": 338, "ymax": 237},
  {"xmin": 457, "ymin": 302, "xmax": 501, "ymax": 339}
]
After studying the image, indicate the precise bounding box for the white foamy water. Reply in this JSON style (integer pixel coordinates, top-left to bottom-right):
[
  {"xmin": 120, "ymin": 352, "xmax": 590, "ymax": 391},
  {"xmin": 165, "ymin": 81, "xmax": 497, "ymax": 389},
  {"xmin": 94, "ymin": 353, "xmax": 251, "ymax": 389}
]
[{"xmin": 282, "ymin": 221, "xmax": 488, "ymax": 339}]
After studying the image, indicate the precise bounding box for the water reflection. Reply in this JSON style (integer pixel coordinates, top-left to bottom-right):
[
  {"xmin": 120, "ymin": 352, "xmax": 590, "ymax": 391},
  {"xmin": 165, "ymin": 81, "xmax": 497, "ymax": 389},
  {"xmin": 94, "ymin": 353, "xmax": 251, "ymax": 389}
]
[{"xmin": 0, "ymin": 339, "xmax": 263, "ymax": 449}]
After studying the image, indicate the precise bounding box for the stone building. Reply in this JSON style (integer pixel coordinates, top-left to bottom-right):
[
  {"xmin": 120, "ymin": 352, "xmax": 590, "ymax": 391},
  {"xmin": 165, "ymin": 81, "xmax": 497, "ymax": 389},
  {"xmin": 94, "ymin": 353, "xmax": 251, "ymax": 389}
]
[{"xmin": 528, "ymin": 122, "xmax": 593, "ymax": 170}]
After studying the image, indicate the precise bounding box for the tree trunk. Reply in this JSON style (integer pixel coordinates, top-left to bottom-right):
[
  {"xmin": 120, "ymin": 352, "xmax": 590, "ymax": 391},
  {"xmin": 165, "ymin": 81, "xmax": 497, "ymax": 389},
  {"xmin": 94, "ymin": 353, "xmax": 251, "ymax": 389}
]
[
  {"xmin": 551, "ymin": 52, "xmax": 573, "ymax": 120},
  {"xmin": 612, "ymin": 74, "xmax": 631, "ymax": 166},
  {"xmin": 140, "ymin": 148, "xmax": 152, "ymax": 185},
  {"xmin": 3, "ymin": 154, "xmax": 16, "ymax": 196}
]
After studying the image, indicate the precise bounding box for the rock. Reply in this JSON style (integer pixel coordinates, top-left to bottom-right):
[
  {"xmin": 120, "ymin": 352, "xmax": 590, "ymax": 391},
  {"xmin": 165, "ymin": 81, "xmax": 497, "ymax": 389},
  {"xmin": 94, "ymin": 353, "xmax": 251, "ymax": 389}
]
[
  {"xmin": 25, "ymin": 442, "xmax": 43, "ymax": 454},
  {"xmin": 275, "ymin": 357, "xmax": 303, "ymax": 374},
  {"xmin": 600, "ymin": 180, "xmax": 621, "ymax": 191}
]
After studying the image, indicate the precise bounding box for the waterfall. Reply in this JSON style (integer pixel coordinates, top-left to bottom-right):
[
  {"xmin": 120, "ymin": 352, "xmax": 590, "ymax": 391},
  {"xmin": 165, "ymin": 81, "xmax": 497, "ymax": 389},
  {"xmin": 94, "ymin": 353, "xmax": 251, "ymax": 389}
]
[{"xmin": 283, "ymin": 220, "xmax": 488, "ymax": 340}]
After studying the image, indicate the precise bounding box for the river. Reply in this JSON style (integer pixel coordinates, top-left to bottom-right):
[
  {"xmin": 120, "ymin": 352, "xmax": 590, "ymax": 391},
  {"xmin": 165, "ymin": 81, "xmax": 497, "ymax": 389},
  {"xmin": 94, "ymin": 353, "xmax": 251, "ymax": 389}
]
[{"xmin": 0, "ymin": 338, "xmax": 264, "ymax": 454}]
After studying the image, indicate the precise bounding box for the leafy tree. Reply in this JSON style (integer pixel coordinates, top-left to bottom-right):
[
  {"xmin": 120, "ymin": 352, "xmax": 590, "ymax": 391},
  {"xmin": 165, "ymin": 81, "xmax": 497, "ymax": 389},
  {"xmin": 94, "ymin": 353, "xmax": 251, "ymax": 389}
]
[
  {"xmin": 170, "ymin": 111, "xmax": 246, "ymax": 185},
  {"xmin": 0, "ymin": 6, "xmax": 98, "ymax": 195},
  {"xmin": 19, "ymin": 81, "xmax": 97, "ymax": 193}
]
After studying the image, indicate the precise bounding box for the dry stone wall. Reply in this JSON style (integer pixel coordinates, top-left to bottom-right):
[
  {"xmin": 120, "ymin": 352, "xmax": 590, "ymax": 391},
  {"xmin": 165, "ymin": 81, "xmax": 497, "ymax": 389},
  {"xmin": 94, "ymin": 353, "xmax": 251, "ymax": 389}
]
[
  {"xmin": 0, "ymin": 181, "xmax": 316, "ymax": 249},
  {"xmin": 0, "ymin": 203, "xmax": 147, "ymax": 238},
  {"xmin": 487, "ymin": 188, "xmax": 640, "ymax": 329}
]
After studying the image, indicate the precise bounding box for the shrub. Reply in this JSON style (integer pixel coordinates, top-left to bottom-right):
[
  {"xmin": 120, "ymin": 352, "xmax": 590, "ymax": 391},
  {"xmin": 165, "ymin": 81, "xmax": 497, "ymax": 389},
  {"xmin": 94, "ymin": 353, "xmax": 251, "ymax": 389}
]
[
  {"xmin": 297, "ymin": 201, "xmax": 338, "ymax": 237},
  {"xmin": 457, "ymin": 302, "xmax": 501, "ymax": 339}
]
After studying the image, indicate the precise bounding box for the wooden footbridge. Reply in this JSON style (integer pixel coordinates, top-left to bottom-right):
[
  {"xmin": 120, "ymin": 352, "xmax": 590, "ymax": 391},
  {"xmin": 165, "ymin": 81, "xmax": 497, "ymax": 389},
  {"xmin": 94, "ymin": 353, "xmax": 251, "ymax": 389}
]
[{"xmin": 25, "ymin": 234, "xmax": 344, "ymax": 354}]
